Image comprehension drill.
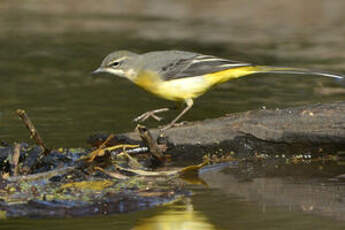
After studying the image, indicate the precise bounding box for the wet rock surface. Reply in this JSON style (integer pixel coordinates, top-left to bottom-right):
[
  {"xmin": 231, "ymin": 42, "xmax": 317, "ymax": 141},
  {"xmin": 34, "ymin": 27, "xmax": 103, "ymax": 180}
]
[{"xmin": 125, "ymin": 101, "xmax": 345, "ymax": 161}]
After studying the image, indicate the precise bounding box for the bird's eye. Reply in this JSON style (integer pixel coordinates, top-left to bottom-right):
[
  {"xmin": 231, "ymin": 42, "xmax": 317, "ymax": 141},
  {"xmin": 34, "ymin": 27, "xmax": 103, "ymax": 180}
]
[{"xmin": 110, "ymin": 61, "xmax": 120, "ymax": 68}]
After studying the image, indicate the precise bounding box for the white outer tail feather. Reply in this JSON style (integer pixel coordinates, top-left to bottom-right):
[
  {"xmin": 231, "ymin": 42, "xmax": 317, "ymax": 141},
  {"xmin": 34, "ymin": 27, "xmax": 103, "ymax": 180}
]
[{"xmin": 255, "ymin": 66, "xmax": 345, "ymax": 80}]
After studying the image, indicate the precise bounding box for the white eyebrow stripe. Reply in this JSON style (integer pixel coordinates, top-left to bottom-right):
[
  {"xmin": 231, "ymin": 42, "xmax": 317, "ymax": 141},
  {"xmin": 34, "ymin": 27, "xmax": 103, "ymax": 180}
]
[
  {"xmin": 109, "ymin": 56, "xmax": 128, "ymax": 65},
  {"xmin": 196, "ymin": 55, "xmax": 215, "ymax": 59}
]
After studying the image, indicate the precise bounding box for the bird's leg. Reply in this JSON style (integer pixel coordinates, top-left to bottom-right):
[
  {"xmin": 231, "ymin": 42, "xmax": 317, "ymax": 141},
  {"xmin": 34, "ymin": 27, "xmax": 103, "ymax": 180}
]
[
  {"xmin": 161, "ymin": 99, "xmax": 194, "ymax": 132},
  {"xmin": 133, "ymin": 108, "xmax": 170, "ymax": 123}
]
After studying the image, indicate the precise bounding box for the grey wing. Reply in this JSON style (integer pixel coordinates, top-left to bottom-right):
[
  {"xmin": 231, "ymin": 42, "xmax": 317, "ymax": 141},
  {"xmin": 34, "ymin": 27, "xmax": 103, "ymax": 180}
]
[{"xmin": 160, "ymin": 54, "xmax": 252, "ymax": 80}]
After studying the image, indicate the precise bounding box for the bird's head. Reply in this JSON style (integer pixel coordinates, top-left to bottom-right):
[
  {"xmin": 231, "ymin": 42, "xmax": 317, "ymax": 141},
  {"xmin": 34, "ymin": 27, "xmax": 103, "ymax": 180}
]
[{"xmin": 93, "ymin": 50, "xmax": 139, "ymax": 80}]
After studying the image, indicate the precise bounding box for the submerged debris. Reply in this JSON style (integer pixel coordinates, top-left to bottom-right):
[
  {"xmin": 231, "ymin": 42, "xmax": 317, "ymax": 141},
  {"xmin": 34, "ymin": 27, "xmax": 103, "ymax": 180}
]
[
  {"xmin": 0, "ymin": 139, "xmax": 195, "ymax": 217},
  {"xmin": 0, "ymin": 110, "xmax": 213, "ymax": 218}
]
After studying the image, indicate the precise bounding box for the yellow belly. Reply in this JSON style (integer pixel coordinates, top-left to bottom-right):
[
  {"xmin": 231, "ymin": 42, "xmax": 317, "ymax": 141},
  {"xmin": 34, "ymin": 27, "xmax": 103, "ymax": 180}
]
[
  {"xmin": 132, "ymin": 71, "xmax": 206, "ymax": 101},
  {"xmin": 132, "ymin": 67, "xmax": 258, "ymax": 101}
]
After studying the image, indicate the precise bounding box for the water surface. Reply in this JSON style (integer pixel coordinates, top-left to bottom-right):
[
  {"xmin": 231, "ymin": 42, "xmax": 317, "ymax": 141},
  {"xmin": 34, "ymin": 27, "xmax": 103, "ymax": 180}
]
[{"xmin": 1, "ymin": 1, "xmax": 345, "ymax": 229}]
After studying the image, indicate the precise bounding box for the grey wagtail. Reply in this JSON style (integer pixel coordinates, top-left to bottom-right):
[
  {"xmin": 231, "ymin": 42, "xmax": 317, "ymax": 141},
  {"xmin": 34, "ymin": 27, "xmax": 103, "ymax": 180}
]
[{"xmin": 93, "ymin": 50, "xmax": 344, "ymax": 131}]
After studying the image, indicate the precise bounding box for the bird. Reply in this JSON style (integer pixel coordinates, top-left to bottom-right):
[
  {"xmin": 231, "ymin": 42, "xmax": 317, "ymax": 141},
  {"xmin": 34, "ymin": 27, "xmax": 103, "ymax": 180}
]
[{"xmin": 93, "ymin": 50, "xmax": 344, "ymax": 131}]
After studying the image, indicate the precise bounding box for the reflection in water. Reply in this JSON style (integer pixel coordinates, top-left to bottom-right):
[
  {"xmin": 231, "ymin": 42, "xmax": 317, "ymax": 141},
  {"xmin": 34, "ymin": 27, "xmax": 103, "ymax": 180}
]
[
  {"xmin": 201, "ymin": 163, "xmax": 345, "ymax": 222},
  {"xmin": 0, "ymin": 1, "xmax": 345, "ymax": 229},
  {"xmin": 133, "ymin": 199, "xmax": 216, "ymax": 230},
  {"xmin": 1, "ymin": 164, "xmax": 345, "ymax": 230}
]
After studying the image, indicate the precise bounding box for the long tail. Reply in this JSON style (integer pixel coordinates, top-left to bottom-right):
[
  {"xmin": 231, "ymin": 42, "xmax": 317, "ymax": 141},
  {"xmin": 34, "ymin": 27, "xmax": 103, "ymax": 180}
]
[
  {"xmin": 252, "ymin": 65, "xmax": 345, "ymax": 80},
  {"xmin": 205, "ymin": 65, "xmax": 344, "ymax": 85}
]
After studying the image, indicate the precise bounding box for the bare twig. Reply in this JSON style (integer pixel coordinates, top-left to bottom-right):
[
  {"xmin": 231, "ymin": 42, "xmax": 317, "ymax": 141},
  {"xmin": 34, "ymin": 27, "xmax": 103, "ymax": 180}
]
[
  {"xmin": 86, "ymin": 134, "xmax": 140, "ymax": 162},
  {"xmin": 96, "ymin": 134, "xmax": 115, "ymax": 150},
  {"xmin": 115, "ymin": 161, "xmax": 208, "ymax": 177},
  {"xmin": 6, "ymin": 166, "xmax": 77, "ymax": 182},
  {"xmin": 16, "ymin": 109, "xmax": 49, "ymax": 155},
  {"xmin": 94, "ymin": 166, "xmax": 129, "ymax": 180},
  {"xmin": 12, "ymin": 143, "xmax": 21, "ymax": 176},
  {"xmin": 121, "ymin": 149, "xmax": 143, "ymax": 169},
  {"xmin": 135, "ymin": 125, "xmax": 165, "ymax": 162}
]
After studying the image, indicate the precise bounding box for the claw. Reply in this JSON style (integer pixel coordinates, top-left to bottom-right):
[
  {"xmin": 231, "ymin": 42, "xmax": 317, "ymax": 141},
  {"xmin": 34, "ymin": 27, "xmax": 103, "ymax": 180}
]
[
  {"xmin": 160, "ymin": 121, "xmax": 187, "ymax": 132},
  {"xmin": 133, "ymin": 108, "xmax": 170, "ymax": 123}
]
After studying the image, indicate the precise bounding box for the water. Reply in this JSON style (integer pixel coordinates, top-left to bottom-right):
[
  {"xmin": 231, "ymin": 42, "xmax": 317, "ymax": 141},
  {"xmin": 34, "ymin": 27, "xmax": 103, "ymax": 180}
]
[
  {"xmin": 1, "ymin": 0, "xmax": 345, "ymax": 228},
  {"xmin": 2, "ymin": 172, "xmax": 345, "ymax": 229}
]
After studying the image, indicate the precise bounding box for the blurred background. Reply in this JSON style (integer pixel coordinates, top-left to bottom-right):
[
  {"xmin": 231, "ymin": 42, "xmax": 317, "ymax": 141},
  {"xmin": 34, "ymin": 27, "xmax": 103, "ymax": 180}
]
[
  {"xmin": 1, "ymin": 1, "xmax": 345, "ymax": 229},
  {"xmin": 0, "ymin": 0, "xmax": 345, "ymax": 147}
]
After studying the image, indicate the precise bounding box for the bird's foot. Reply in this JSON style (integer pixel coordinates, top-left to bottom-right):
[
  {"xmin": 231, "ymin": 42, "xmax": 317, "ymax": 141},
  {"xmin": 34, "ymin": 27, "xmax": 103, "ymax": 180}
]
[
  {"xmin": 160, "ymin": 121, "xmax": 187, "ymax": 132},
  {"xmin": 133, "ymin": 108, "xmax": 170, "ymax": 123}
]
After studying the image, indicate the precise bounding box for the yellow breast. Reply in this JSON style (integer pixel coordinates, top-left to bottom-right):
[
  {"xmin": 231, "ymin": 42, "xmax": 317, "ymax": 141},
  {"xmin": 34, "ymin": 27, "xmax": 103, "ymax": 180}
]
[
  {"xmin": 133, "ymin": 71, "xmax": 210, "ymax": 101},
  {"xmin": 132, "ymin": 67, "xmax": 257, "ymax": 102}
]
